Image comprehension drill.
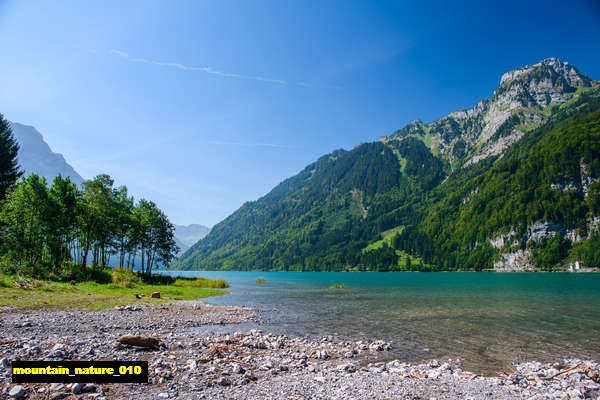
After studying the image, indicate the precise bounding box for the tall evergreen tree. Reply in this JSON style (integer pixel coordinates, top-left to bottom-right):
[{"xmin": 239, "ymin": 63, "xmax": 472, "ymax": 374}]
[{"xmin": 0, "ymin": 114, "xmax": 21, "ymax": 200}]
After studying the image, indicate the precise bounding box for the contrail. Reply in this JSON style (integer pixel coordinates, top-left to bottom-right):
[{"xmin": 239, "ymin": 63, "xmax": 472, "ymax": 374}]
[{"xmin": 110, "ymin": 49, "xmax": 288, "ymax": 85}]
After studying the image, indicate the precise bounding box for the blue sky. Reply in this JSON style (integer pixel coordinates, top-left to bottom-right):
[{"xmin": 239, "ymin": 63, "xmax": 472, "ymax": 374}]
[{"xmin": 0, "ymin": 0, "xmax": 599, "ymax": 226}]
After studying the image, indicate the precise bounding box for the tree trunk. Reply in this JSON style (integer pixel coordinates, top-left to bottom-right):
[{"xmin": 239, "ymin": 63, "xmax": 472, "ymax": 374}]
[
  {"xmin": 120, "ymin": 237, "xmax": 125, "ymax": 268},
  {"xmin": 81, "ymin": 237, "xmax": 90, "ymax": 268}
]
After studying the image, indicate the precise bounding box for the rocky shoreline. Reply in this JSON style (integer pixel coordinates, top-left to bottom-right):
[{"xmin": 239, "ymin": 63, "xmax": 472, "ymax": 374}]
[{"xmin": 1, "ymin": 302, "xmax": 599, "ymax": 399}]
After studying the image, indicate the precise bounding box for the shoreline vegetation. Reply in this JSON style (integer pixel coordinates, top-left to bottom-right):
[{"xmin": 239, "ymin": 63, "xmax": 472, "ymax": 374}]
[{"xmin": 0, "ymin": 269, "xmax": 228, "ymax": 310}]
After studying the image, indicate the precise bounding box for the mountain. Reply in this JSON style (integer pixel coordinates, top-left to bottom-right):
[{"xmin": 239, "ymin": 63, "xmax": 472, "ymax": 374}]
[
  {"xmin": 174, "ymin": 58, "xmax": 600, "ymax": 271},
  {"xmin": 10, "ymin": 122, "xmax": 84, "ymax": 186},
  {"xmin": 174, "ymin": 224, "xmax": 211, "ymax": 254}
]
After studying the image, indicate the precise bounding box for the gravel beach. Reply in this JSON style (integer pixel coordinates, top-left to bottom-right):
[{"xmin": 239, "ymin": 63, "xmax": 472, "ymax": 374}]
[{"xmin": 1, "ymin": 301, "xmax": 599, "ymax": 399}]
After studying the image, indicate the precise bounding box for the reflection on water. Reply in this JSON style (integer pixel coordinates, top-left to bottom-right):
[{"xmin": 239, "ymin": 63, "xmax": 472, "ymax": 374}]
[{"xmin": 160, "ymin": 271, "xmax": 600, "ymax": 375}]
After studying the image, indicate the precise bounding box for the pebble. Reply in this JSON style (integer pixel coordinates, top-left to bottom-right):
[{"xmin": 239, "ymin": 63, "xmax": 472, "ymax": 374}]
[{"xmin": 1, "ymin": 302, "xmax": 597, "ymax": 399}]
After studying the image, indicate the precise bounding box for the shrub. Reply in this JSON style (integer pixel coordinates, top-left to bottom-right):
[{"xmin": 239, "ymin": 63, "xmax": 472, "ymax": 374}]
[
  {"xmin": 110, "ymin": 268, "xmax": 141, "ymax": 288},
  {"xmin": 328, "ymin": 284, "xmax": 345, "ymax": 289},
  {"xmin": 173, "ymin": 277, "xmax": 229, "ymax": 288},
  {"xmin": 52, "ymin": 263, "xmax": 112, "ymax": 283}
]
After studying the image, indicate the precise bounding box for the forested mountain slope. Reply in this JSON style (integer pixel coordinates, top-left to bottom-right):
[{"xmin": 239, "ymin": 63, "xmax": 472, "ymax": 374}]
[{"xmin": 174, "ymin": 58, "xmax": 600, "ymax": 271}]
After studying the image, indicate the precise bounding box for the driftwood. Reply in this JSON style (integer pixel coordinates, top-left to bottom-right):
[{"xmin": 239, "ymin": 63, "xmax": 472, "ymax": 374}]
[
  {"xmin": 14, "ymin": 281, "xmax": 33, "ymax": 290},
  {"xmin": 583, "ymin": 365, "xmax": 600, "ymax": 383},
  {"xmin": 218, "ymin": 359, "xmax": 254, "ymax": 367},
  {"xmin": 0, "ymin": 338, "xmax": 21, "ymax": 345},
  {"xmin": 118, "ymin": 335, "xmax": 162, "ymax": 350},
  {"xmin": 541, "ymin": 363, "xmax": 582, "ymax": 380},
  {"xmin": 410, "ymin": 370, "xmax": 428, "ymax": 379},
  {"xmin": 197, "ymin": 358, "xmax": 254, "ymax": 367}
]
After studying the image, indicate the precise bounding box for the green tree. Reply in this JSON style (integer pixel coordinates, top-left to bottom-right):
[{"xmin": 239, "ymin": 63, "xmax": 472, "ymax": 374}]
[
  {"xmin": 0, "ymin": 114, "xmax": 22, "ymax": 200},
  {"xmin": 113, "ymin": 186, "xmax": 134, "ymax": 268},
  {"xmin": 0, "ymin": 175, "xmax": 52, "ymax": 275},
  {"xmin": 48, "ymin": 175, "xmax": 80, "ymax": 271},
  {"xmin": 131, "ymin": 199, "xmax": 178, "ymax": 275},
  {"xmin": 78, "ymin": 174, "xmax": 118, "ymax": 267}
]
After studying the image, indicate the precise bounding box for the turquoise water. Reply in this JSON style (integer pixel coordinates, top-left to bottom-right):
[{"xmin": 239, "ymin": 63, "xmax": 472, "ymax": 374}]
[{"xmin": 160, "ymin": 271, "xmax": 600, "ymax": 375}]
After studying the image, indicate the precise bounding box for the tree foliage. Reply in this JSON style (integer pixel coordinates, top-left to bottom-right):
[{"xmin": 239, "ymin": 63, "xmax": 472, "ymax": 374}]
[
  {"xmin": 0, "ymin": 173, "xmax": 178, "ymax": 278},
  {"xmin": 0, "ymin": 114, "xmax": 22, "ymax": 200}
]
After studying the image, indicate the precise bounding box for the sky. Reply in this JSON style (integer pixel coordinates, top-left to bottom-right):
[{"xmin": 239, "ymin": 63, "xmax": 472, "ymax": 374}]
[{"xmin": 0, "ymin": 0, "xmax": 599, "ymax": 227}]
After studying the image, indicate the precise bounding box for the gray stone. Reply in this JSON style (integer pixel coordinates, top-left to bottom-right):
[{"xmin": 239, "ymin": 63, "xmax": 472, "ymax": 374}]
[
  {"xmin": 259, "ymin": 362, "xmax": 273, "ymax": 371},
  {"xmin": 9, "ymin": 385, "xmax": 26, "ymax": 399},
  {"xmin": 82, "ymin": 383, "xmax": 96, "ymax": 393},
  {"xmin": 50, "ymin": 383, "xmax": 64, "ymax": 391},
  {"xmin": 217, "ymin": 377, "xmax": 232, "ymax": 386},
  {"xmin": 72, "ymin": 382, "xmax": 84, "ymax": 394},
  {"xmin": 233, "ymin": 364, "xmax": 245, "ymax": 374},
  {"xmin": 344, "ymin": 364, "xmax": 357, "ymax": 373}
]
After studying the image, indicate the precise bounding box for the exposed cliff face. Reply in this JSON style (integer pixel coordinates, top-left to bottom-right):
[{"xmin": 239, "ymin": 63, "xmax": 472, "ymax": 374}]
[
  {"xmin": 490, "ymin": 216, "xmax": 600, "ymax": 271},
  {"xmin": 9, "ymin": 122, "xmax": 85, "ymax": 186},
  {"xmin": 388, "ymin": 58, "xmax": 594, "ymax": 170}
]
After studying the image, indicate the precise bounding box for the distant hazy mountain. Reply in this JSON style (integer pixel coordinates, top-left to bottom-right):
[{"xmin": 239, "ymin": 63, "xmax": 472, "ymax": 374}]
[
  {"xmin": 9, "ymin": 122, "xmax": 84, "ymax": 186},
  {"xmin": 174, "ymin": 224, "xmax": 210, "ymax": 254}
]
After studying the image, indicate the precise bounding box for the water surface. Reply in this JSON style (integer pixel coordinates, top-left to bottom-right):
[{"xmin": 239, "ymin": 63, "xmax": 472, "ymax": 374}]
[{"xmin": 160, "ymin": 271, "xmax": 600, "ymax": 375}]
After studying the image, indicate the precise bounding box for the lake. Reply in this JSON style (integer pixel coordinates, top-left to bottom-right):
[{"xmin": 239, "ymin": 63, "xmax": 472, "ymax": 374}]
[{"xmin": 159, "ymin": 271, "xmax": 600, "ymax": 375}]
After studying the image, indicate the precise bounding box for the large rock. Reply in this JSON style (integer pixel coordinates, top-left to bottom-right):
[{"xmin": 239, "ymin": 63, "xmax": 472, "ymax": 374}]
[{"xmin": 118, "ymin": 335, "xmax": 163, "ymax": 350}]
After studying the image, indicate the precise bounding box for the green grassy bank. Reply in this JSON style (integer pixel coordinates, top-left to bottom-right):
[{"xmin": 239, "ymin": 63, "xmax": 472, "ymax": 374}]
[{"xmin": 0, "ymin": 269, "xmax": 228, "ymax": 310}]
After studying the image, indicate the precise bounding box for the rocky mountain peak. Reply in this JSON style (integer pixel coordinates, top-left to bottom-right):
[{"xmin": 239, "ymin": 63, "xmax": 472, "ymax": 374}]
[
  {"xmin": 389, "ymin": 58, "xmax": 596, "ymax": 169},
  {"xmin": 499, "ymin": 57, "xmax": 590, "ymax": 91}
]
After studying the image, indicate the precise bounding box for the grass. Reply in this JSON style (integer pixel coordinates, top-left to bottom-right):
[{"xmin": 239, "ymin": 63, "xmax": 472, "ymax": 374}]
[
  {"xmin": 0, "ymin": 272, "xmax": 227, "ymax": 310},
  {"xmin": 255, "ymin": 278, "xmax": 267, "ymax": 284},
  {"xmin": 173, "ymin": 277, "xmax": 229, "ymax": 288},
  {"xmin": 362, "ymin": 226, "xmax": 405, "ymax": 253},
  {"xmin": 390, "ymin": 148, "xmax": 408, "ymax": 173},
  {"xmin": 328, "ymin": 284, "xmax": 345, "ymax": 289}
]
